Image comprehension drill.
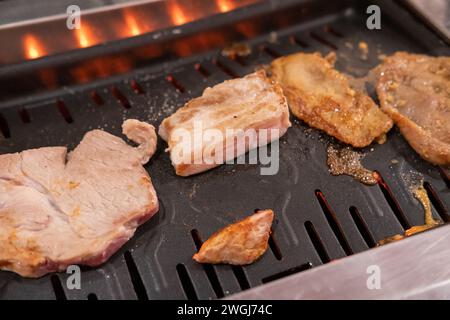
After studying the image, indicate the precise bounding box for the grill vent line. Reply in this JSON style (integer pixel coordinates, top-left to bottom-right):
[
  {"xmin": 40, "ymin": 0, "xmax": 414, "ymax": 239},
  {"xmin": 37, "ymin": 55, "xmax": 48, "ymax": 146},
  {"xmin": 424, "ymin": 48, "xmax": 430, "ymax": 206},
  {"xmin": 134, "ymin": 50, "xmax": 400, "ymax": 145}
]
[
  {"xmin": 176, "ymin": 264, "xmax": 198, "ymax": 300},
  {"xmin": 50, "ymin": 275, "xmax": 67, "ymax": 300},
  {"xmin": 315, "ymin": 190, "xmax": 353, "ymax": 255},
  {"xmin": 349, "ymin": 206, "xmax": 377, "ymax": 248},
  {"xmin": 124, "ymin": 251, "xmax": 149, "ymax": 300},
  {"xmin": 304, "ymin": 221, "xmax": 331, "ymax": 264}
]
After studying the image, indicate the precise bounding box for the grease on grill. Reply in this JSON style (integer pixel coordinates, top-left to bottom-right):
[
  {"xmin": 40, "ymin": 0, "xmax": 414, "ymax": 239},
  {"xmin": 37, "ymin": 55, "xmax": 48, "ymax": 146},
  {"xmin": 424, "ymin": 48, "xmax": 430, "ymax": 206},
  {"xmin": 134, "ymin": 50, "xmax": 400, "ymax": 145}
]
[
  {"xmin": 221, "ymin": 42, "xmax": 251, "ymax": 59},
  {"xmin": 326, "ymin": 144, "xmax": 377, "ymax": 185},
  {"xmin": 358, "ymin": 41, "xmax": 369, "ymax": 60},
  {"xmin": 378, "ymin": 184, "xmax": 442, "ymax": 245}
]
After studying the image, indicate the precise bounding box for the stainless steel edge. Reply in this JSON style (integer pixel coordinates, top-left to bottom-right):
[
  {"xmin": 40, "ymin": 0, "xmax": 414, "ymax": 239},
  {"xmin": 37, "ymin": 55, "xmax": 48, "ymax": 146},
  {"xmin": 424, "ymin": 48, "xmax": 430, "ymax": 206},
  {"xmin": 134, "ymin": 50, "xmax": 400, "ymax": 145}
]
[{"xmin": 227, "ymin": 224, "xmax": 450, "ymax": 299}]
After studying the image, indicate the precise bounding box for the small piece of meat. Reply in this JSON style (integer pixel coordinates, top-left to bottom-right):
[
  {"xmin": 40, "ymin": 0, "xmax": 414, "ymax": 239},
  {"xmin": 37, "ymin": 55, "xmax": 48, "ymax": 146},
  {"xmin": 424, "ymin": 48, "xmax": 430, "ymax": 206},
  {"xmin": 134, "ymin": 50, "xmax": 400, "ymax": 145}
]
[
  {"xmin": 159, "ymin": 70, "xmax": 291, "ymax": 176},
  {"xmin": 0, "ymin": 120, "xmax": 158, "ymax": 277},
  {"xmin": 271, "ymin": 52, "xmax": 393, "ymax": 147},
  {"xmin": 375, "ymin": 52, "xmax": 450, "ymax": 165},
  {"xmin": 193, "ymin": 209, "xmax": 274, "ymax": 265}
]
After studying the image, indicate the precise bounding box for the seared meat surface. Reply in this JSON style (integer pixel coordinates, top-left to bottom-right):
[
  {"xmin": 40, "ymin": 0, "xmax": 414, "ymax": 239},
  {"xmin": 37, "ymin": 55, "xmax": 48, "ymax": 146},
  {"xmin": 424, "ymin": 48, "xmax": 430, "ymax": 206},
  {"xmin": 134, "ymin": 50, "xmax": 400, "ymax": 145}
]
[
  {"xmin": 376, "ymin": 52, "xmax": 450, "ymax": 165},
  {"xmin": 271, "ymin": 52, "xmax": 393, "ymax": 147},
  {"xmin": 0, "ymin": 120, "xmax": 159, "ymax": 277},
  {"xmin": 193, "ymin": 209, "xmax": 274, "ymax": 265},
  {"xmin": 159, "ymin": 70, "xmax": 291, "ymax": 176}
]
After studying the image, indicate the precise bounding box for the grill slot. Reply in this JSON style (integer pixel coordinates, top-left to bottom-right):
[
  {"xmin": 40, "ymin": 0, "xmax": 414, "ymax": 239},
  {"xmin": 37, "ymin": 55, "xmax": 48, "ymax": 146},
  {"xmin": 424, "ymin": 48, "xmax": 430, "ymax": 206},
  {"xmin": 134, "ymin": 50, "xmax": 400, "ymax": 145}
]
[
  {"xmin": 261, "ymin": 45, "xmax": 282, "ymax": 58},
  {"xmin": 130, "ymin": 79, "xmax": 145, "ymax": 95},
  {"xmin": 212, "ymin": 58, "xmax": 239, "ymax": 78},
  {"xmin": 439, "ymin": 167, "xmax": 450, "ymax": 188},
  {"xmin": 90, "ymin": 90, "xmax": 105, "ymax": 106},
  {"xmin": 309, "ymin": 31, "xmax": 338, "ymax": 50},
  {"xmin": 87, "ymin": 293, "xmax": 98, "ymax": 300},
  {"xmin": 262, "ymin": 262, "xmax": 313, "ymax": 284},
  {"xmin": 231, "ymin": 266, "xmax": 251, "ymax": 290},
  {"xmin": 289, "ymin": 35, "xmax": 309, "ymax": 48},
  {"xmin": 0, "ymin": 112, "xmax": 11, "ymax": 138},
  {"xmin": 349, "ymin": 206, "xmax": 377, "ymax": 248},
  {"xmin": 111, "ymin": 86, "xmax": 132, "ymax": 109},
  {"xmin": 268, "ymin": 233, "xmax": 283, "ymax": 261},
  {"xmin": 315, "ymin": 190, "xmax": 353, "ymax": 255},
  {"xmin": 50, "ymin": 275, "xmax": 67, "ymax": 301},
  {"xmin": 423, "ymin": 182, "xmax": 449, "ymax": 222},
  {"xmin": 56, "ymin": 100, "xmax": 74, "ymax": 123},
  {"xmin": 176, "ymin": 264, "xmax": 198, "ymax": 301},
  {"xmin": 305, "ymin": 221, "xmax": 331, "ymax": 264},
  {"xmin": 124, "ymin": 251, "xmax": 149, "ymax": 300},
  {"xmin": 324, "ymin": 25, "xmax": 344, "ymax": 38},
  {"xmin": 190, "ymin": 229, "xmax": 225, "ymax": 298},
  {"xmin": 18, "ymin": 108, "xmax": 31, "ymax": 124},
  {"xmin": 165, "ymin": 75, "xmax": 186, "ymax": 93},
  {"xmin": 375, "ymin": 172, "xmax": 411, "ymax": 230},
  {"xmin": 194, "ymin": 63, "xmax": 211, "ymax": 77}
]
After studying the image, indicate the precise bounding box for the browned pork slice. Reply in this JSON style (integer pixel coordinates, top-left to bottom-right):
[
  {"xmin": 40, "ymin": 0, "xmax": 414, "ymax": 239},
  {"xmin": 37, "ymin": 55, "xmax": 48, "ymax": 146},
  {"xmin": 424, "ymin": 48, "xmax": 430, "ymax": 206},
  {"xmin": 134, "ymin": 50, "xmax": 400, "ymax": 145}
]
[
  {"xmin": 376, "ymin": 52, "xmax": 450, "ymax": 165},
  {"xmin": 271, "ymin": 52, "xmax": 393, "ymax": 147},
  {"xmin": 158, "ymin": 70, "xmax": 291, "ymax": 176},
  {"xmin": 0, "ymin": 119, "xmax": 159, "ymax": 278},
  {"xmin": 193, "ymin": 209, "xmax": 274, "ymax": 265}
]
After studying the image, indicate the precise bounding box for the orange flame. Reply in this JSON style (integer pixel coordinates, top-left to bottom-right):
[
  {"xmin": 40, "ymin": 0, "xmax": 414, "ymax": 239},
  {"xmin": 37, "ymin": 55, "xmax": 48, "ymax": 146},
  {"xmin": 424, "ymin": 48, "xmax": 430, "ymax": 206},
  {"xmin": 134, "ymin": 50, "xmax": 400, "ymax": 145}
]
[
  {"xmin": 75, "ymin": 22, "xmax": 97, "ymax": 48},
  {"xmin": 216, "ymin": 0, "xmax": 237, "ymax": 12},
  {"xmin": 168, "ymin": 1, "xmax": 189, "ymax": 26},
  {"xmin": 23, "ymin": 34, "xmax": 45, "ymax": 60},
  {"xmin": 123, "ymin": 10, "xmax": 142, "ymax": 36}
]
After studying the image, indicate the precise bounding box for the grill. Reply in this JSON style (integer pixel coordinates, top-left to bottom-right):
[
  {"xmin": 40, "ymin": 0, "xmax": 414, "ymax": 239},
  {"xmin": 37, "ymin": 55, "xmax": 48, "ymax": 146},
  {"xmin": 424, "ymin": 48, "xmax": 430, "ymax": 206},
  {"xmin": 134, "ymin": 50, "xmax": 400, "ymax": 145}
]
[{"xmin": 0, "ymin": 0, "xmax": 449, "ymax": 300}]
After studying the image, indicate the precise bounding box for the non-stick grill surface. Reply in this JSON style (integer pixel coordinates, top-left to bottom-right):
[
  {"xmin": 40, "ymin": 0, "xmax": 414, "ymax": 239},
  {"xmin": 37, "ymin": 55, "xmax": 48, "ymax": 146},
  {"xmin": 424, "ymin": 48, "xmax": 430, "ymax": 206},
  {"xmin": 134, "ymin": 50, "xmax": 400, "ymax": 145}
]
[{"xmin": 0, "ymin": 1, "xmax": 449, "ymax": 300}]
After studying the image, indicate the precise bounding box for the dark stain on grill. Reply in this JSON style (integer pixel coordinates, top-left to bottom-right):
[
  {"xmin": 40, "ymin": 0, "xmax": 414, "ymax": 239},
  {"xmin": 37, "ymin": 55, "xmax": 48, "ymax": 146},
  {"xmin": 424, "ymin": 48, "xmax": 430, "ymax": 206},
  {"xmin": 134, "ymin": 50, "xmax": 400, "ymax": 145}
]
[
  {"xmin": 56, "ymin": 100, "xmax": 74, "ymax": 123},
  {"xmin": 166, "ymin": 75, "xmax": 186, "ymax": 93},
  {"xmin": 194, "ymin": 63, "xmax": 211, "ymax": 77},
  {"xmin": 231, "ymin": 266, "xmax": 251, "ymax": 290},
  {"xmin": 374, "ymin": 171, "xmax": 411, "ymax": 229},
  {"xmin": 176, "ymin": 264, "xmax": 198, "ymax": 301},
  {"xmin": 111, "ymin": 86, "xmax": 132, "ymax": 109},
  {"xmin": 130, "ymin": 79, "xmax": 145, "ymax": 95},
  {"xmin": 324, "ymin": 25, "xmax": 344, "ymax": 38},
  {"xmin": 309, "ymin": 32, "xmax": 338, "ymax": 50},
  {"xmin": 18, "ymin": 108, "xmax": 31, "ymax": 124},
  {"xmin": 50, "ymin": 274, "xmax": 67, "ymax": 300},
  {"xmin": 90, "ymin": 90, "xmax": 104, "ymax": 106},
  {"xmin": 261, "ymin": 45, "xmax": 281, "ymax": 58},
  {"xmin": 124, "ymin": 250, "xmax": 148, "ymax": 300},
  {"xmin": 315, "ymin": 190, "xmax": 353, "ymax": 255},
  {"xmin": 268, "ymin": 233, "xmax": 283, "ymax": 260},
  {"xmin": 212, "ymin": 58, "xmax": 238, "ymax": 78},
  {"xmin": 304, "ymin": 221, "xmax": 330, "ymax": 264},
  {"xmin": 349, "ymin": 206, "xmax": 377, "ymax": 248},
  {"xmin": 190, "ymin": 229, "xmax": 225, "ymax": 298},
  {"xmin": 87, "ymin": 293, "xmax": 98, "ymax": 300},
  {"xmin": 261, "ymin": 262, "xmax": 312, "ymax": 284},
  {"xmin": 0, "ymin": 112, "xmax": 11, "ymax": 138},
  {"xmin": 289, "ymin": 35, "xmax": 309, "ymax": 48},
  {"xmin": 423, "ymin": 181, "xmax": 449, "ymax": 222}
]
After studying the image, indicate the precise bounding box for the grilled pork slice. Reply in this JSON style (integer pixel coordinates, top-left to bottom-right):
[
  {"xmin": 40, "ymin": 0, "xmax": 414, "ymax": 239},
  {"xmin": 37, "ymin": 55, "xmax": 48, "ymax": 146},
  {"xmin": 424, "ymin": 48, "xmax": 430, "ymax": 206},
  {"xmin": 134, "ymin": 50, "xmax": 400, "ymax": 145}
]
[
  {"xmin": 193, "ymin": 209, "xmax": 274, "ymax": 265},
  {"xmin": 271, "ymin": 52, "xmax": 393, "ymax": 147},
  {"xmin": 0, "ymin": 120, "xmax": 159, "ymax": 278},
  {"xmin": 376, "ymin": 52, "xmax": 450, "ymax": 165},
  {"xmin": 159, "ymin": 70, "xmax": 291, "ymax": 176}
]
